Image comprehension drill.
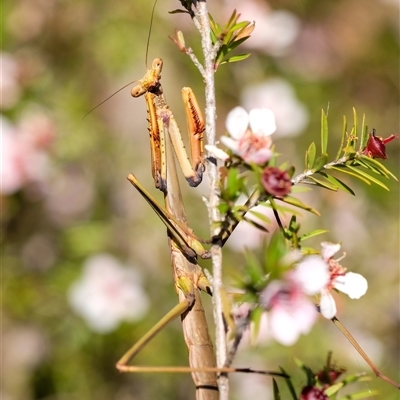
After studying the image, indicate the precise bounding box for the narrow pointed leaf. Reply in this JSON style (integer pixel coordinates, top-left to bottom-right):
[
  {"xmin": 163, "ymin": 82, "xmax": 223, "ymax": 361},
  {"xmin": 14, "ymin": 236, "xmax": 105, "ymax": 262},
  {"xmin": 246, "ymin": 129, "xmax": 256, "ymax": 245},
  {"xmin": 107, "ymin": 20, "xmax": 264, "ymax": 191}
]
[
  {"xmin": 300, "ymin": 229, "xmax": 329, "ymax": 242},
  {"xmin": 359, "ymin": 113, "xmax": 368, "ymax": 150},
  {"xmin": 242, "ymin": 216, "xmax": 269, "ymax": 232},
  {"xmin": 279, "ymin": 366, "xmax": 297, "ymax": 400},
  {"xmin": 321, "ymin": 109, "xmax": 328, "ymax": 154},
  {"xmin": 308, "ymin": 175, "xmax": 339, "ymax": 191},
  {"xmin": 318, "ymin": 171, "xmax": 355, "ymax": 195},
  {"xmin": 336, "ymin": 115, "xmax": 347, "ymax": 160},
  {"xmin": 346, "ymin": 165, "xmax": 390, "ymax": 190},
  {"xmin": 221, "ymin": 53, "xmax": 251, "ymax": 65},
  {"xmin": 328, "ymin": 165, "xmax": 371, "ymax": 185},
  {"xmin": 313, "ymin": 152, "xmax": 329, "ymax": 171},
  {"xmin": 353, "ymin": 107, "xmax": 358, "ymax": 141},
  {"xmin": 278, "ymin": 196, "xmax": 321, "ymax": 216},
  {"xmin": 248, "ymin": 210, "xmax": 272, "ymax": 224},
  {"xmin": 306, "ymin": 142, "xmax": 316, "ymax": 169},
  {"xmin": 358, "ymin": 155, "xmax": 398, "ymax": 180},
  {"xmin": 272, "ymin": 378, "xmax": 281, "ymax": 400}
]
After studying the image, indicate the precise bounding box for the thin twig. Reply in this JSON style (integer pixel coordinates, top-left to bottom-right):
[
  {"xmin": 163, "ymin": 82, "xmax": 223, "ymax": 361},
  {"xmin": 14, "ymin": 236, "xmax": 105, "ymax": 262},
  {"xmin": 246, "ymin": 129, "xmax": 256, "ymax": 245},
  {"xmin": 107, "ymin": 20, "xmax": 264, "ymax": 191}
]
[{"xmin": 193, "ymin": 2, "xmax": 229, "ymax": 399}]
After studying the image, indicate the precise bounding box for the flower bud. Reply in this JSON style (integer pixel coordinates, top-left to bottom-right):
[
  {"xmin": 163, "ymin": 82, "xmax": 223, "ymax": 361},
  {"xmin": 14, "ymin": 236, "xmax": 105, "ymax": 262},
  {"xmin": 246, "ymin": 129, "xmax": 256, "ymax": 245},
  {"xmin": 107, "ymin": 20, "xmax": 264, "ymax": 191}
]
[
  {"xmin": 261, "ymin": 166, "xmax": 292, "ymax": 196},
  {"xmin": 362, "ymin": 129, "xmax": 398, "ymax": 159}
]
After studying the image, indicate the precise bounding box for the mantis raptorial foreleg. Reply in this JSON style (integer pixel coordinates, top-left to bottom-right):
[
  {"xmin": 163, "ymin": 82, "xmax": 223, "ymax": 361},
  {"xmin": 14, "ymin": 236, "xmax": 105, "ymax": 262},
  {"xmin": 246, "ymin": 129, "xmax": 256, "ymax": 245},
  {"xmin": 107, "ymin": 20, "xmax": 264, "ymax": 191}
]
[{"xmin": 132, "ymin": 58, "xmax": 205, "ymax": 192}]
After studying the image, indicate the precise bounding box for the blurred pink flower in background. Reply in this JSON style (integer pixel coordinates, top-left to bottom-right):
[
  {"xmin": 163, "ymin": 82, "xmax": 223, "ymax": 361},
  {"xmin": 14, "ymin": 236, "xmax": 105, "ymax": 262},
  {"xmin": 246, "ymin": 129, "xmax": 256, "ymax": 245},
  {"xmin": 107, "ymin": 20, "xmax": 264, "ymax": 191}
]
[
  {"xmin": 68, "ymin": 253, "xmax": 150, "ymax": 333},
  {"xmin": 1, "ymin": 52, "xmax": 22, "ymax": 109},
  {"xmin": 259, "ymin": 254, "xmax": 330, "ymax": 345},
  {"xmin": 1, "ymin": 112, "xmax": 55, "ymax": 195},
  {"xmin": 242, "ymin": 79, "xmax": 308, "ymax": 138},
  {"xmin": 222, "ymin": 0, "xmax": 300, "ymax": 56}
]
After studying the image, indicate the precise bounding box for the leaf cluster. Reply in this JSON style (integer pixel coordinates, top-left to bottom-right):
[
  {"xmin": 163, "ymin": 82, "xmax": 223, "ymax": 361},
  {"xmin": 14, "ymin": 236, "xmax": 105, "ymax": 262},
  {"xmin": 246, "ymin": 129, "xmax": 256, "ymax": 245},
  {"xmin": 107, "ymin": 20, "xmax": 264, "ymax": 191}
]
[
  {"xmin": 209, "ymin": 9, "xmax": 255, "ymax": 69},
  {"xmin": 302, "ymin": 108, "xmax": 398, "ymax": 193}
]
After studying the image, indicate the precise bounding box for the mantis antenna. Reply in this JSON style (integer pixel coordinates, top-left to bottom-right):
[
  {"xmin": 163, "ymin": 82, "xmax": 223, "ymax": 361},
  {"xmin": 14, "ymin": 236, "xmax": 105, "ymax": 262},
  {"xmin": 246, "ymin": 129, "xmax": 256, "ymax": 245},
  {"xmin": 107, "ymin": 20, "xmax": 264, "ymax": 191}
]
[{"xmin": 83, "ymin": 0, "xmax": 159, "ymax": 120}]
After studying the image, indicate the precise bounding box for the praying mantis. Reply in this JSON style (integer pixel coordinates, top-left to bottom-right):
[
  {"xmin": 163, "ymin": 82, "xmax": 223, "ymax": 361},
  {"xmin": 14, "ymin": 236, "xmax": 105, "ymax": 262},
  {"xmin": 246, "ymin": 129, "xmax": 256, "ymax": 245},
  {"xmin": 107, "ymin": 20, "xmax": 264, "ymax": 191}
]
[{"xmin": 116, "ymin": 57, "xmax": 224, "ymax": 400}]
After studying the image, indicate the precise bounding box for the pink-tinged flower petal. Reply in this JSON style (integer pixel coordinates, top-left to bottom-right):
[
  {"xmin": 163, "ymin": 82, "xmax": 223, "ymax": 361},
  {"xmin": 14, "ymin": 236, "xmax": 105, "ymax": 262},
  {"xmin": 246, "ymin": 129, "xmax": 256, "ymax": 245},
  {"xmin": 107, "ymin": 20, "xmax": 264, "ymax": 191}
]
[
  {"xmin": 333, "ymin": 272, "xmax": 368, "ymax": 299},
  {"xmin": 248, "ymin": 108, "xmax": 276, "ymax": 137},
  {"xmin": 321, "ymin": 242, "xmax": 341, "ymax": 260},
  {"xmin": 294, "ymin": 255, "xmax": 330, "ymax": 295},
  {"xmin": 245, "ymin": 147, "xmax": 273, "ymax": 164},
  {"xmin": 320, "ymin": 289, "xmax": 337, "ymax": 319},
  {"xmin": 204, "ymin": 144, "xmax": 229, "ymax": 161},
  {"xmin": 269, "ymin": 297, "xmax": 317, "ymax": 346},
  {"xmin": 220, "ymin": 135, "xmax": 241, "ymax": 154},
  {"xmin": 225, "ymin": 106, "xmax": 249, "ymax": 140}
]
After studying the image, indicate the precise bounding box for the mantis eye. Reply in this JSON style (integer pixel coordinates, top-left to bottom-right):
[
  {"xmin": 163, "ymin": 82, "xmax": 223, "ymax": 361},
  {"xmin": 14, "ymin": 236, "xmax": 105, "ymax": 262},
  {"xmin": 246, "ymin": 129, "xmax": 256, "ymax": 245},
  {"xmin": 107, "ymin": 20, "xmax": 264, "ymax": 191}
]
[
  {"xmin": 152, "ymin": 58, "xmax": 163, "ymax": 74},
  {"xmin": 131, "ymin": 86, "xmax": 146, "ymax": 98}
]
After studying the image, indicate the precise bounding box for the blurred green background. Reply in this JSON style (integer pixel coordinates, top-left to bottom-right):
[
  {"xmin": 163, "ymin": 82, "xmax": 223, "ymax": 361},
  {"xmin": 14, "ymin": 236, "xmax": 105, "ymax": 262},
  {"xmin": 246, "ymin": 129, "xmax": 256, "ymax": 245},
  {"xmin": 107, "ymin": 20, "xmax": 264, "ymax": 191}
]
[{"xmin": 2, "ymin": 0, "xmax": 399, "ymax": 399}]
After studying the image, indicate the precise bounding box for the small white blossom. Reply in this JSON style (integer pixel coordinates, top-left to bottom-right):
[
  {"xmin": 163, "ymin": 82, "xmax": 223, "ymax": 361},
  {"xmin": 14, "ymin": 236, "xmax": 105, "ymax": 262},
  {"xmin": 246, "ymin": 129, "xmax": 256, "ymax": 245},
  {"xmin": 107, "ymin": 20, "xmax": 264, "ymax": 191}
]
[
  {"xmin": 258, "ymin": 255, "xmax": 329, "ymax": 346},
  {"xmin": 319, "ymin": 242, "xmax": 368, "ymax": 319},
  {"xmin": 293, "ymin": 255, "xmax": 330, "ymax": 295},
  {"xmin": 220, "ymin": 106, "xmax": 276, "ymax": 164},
  {"xmin": 68, "ymin": 254, "xmax": 150, "ymax": 333}
]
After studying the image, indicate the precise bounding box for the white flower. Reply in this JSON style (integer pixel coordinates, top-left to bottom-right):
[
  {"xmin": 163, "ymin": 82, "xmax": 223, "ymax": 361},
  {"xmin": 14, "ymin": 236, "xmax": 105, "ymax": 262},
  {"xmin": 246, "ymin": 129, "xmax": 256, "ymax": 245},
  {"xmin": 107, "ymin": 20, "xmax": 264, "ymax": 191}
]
[
  {"xmin": 220, "ymin": 106, "xmax": 276, "ymax": 164},
  {"xmin": 260, "ymin": 278, "xmax": 318, "ymax": 346},
  {"xmin": 292, "ymin": 255, "xmax": 330, "ymax": 295},
  {"xmin": 319, "ymin": 242, "xmax": 368, "ymax": 319},
  {"xmin": 68, "ymin": 254, "xmax": 150, "ymax": 333},
  {"xmin": 259, "ymin": 256, "xmax": 329, "ymax": 346}
]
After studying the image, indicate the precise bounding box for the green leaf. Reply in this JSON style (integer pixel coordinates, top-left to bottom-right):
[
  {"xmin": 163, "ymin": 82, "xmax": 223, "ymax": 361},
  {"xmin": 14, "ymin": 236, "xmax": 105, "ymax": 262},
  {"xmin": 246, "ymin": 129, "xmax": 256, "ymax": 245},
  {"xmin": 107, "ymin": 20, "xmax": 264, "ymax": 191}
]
[
  {"xmin": 313, "ymin": 153, "xmax": 329, "ymax": 171},
  {"xmin": 272, "ymin": 378, "xmax": 281, "ymax": 400},
  {"xmin": 278, "ymin": 196, "xmax": 321, "ymax": 216},
  {"xmin": 279, "ymin": 366, "xmax": 297, "ymax": 400},
  {"xmin": 294, "ymin": 358, "xmax": 315, "ymax": 386},
  {"xmin": 308, "ymin": 175, "xmax": 339, "ymax": 191},
  {"xmin": 346, "ymin": 165, "xmax": 390, "ymax": 190},
  {"xmin": 248, "ymin": 210, "xmax": 272, "ymax": 225},
  {"xmin": 242, "ymin": 216, "xmax": 269, "ymax": 233},
  {"xmin": 300, "ymin": 229, "xmax": 329, "ymax": 242},
  {"xmin": 357, "ymin": 155, "xmax": 398, "ymax": 181},
  {"xmin": 317, "ymin": 171, "xmax": 356, "ymax": 195},
  {"xmin": 244, "ymin": 251, "xmax": 263, "ymax": 283},
  {"xmin": 336, "ymin": 114, "xmax": 347, "ymax": 160},
  {"xmin": 359, "ymin": 113, "xmax": 368, "ymax": 150},
  {"xmin": 328, "ymin": 165, "xmax": 371, "ymax": 185},
  {"xmin": 259, "ymin": 201, "xmax": 303, "ymax": 216},
  {"xmin": 352, "ymin": 107, "xmax": 358, "ymax": 142},
  {"xmin": 305, "ymin": 142, "xmax": 316, "ymax": 169},
  {"xmin": 337, "ymin": 390, "xmax": 379, "ymax": 400},
  {"xmin": 220, "ymin": 53, "xmax": 251, "ymax": 65},
  {"xmin": 249, "ymin": 306, "xmax": 263, "ymax": 341},
  {"xmin": 321, "ymin": 109, "xmax": 328, "ymax": 154}
]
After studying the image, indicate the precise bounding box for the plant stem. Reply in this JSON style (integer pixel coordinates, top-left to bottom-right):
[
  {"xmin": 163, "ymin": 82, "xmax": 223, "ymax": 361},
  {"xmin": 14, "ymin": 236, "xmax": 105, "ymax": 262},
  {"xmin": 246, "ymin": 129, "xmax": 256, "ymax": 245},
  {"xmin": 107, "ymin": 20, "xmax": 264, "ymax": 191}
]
[{"xmin": 193, "ymin": 2, "xmax": 229, "ymax": 399}]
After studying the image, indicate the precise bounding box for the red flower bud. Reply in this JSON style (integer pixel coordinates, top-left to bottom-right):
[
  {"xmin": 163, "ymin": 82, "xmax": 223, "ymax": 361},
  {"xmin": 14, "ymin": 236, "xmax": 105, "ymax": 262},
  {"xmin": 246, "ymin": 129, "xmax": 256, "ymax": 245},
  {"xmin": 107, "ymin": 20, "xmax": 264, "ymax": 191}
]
[
  {"xmin": 300, "ymin": 386, "xmax": 328, "ymax": 400},
  {"xmin": 261, "ymin": 167, "xmax": 292, "ymax": 196},
  {"xmin": 362, "ymin": 129, "xmax": 398, "ymax": 159}
]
